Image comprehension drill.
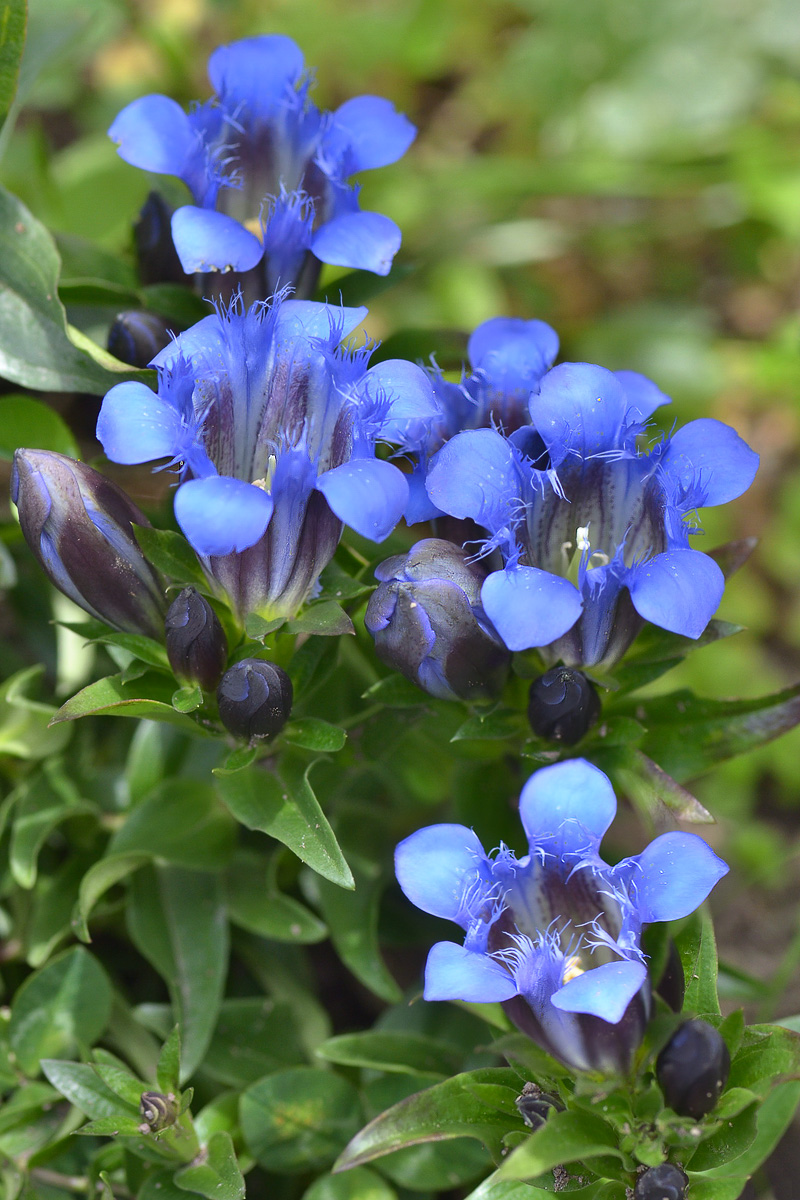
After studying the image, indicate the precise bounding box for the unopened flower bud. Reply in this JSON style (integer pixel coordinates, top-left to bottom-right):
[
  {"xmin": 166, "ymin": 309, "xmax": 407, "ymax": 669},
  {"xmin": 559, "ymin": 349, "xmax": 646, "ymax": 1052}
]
[
  {"xmin": 108, "ymin": 311, "xmax": 173, "ymax": 368},
  {"xmin": 656, "ymin": 1019, "xmax": 731, "ymax": 1119},
  {"xmin": 365, "ymin": 538, "xmax": 510, "ymax": 701},
  {"xmin": 217, "ymin": 658, "xmax": 293, "ymax": 742},
  {"xmin": 134, "ymin": 191, "xmax": 186, "ymax": 285},
  {"xmin": 514, "ymin": 1082, "xmax": 564, "ymax": 1131},
  {"xmin": 139, "ymin": 1091, "xmax": 178, "ymax": 1133},
  {"xmin": 11, "ymin": 449, "xmax": 166, "ymax": 637},
  {"xmin": 165, "ymin": 587, "xmax": 228, "ymax": 690},
  {"xmin": 527, "ymin": 667, "xmax": 600, "ymax": 744},
  {"xmin": 633, "ymin": 1163, "xmax": 689, "ymax": 1200}
]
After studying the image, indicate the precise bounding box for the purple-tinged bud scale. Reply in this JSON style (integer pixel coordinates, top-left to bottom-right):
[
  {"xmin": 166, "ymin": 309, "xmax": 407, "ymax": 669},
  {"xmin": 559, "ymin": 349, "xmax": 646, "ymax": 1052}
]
[
  {"xmin": 165, "ymin": 587, "xmax": 228, "ymax": 690},
  {"xmin": 217, "ymin": 658, "xmax": 293, "ymax": 742}
]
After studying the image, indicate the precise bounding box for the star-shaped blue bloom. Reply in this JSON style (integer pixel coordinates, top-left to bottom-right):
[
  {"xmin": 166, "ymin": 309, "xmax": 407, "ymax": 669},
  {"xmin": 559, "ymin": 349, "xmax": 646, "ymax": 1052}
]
[
  {"xmin": 108, "ymin": 35, "xmax": 416, "ymax": 296},
  {"xmin": 396, "ymin": 759, "xmax": 728, "ymax": 1074}
]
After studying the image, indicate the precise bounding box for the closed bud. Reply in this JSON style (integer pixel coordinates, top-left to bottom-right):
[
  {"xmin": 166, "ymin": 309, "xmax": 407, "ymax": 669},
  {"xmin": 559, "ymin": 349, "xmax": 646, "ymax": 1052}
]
[
  {"xmin": 514, "ymin": 1082, "xmax": 564, "ymax": 1131},
  {"xmin": 217, "ymin": 658, "xmax": 293, "ymax": 742},
  {"xmin": 134, "ymin": 191, "xmax": 186, "ymax": 285},
  {"xmin": 165, "ymin": 587, "xmax": 228, "ymax": 690},
  {"xmin": 108, "ymin": 311, "xmax": 173, "ymax": 368},
  {"xmin": 365, "ymin": 538, "xmax": 510, "ymax": 701},
  {"xmin": 656, "ymin": 1019, "xmax": 731, "ymax": 1119},
  {"xmin": 11, "ymin": 449, "xmax": 166, "ymax": 637},
  {"xmin": 633, "ymin": 1163, "xmax": 689, "ymax": 1200},
  {"xmin": 527, "ymin": 667, "xmax": 600, "ymax": 744},
  {"xmin": 139, "ymin": 1091, "xmax": 178, "ymax": 1133}
]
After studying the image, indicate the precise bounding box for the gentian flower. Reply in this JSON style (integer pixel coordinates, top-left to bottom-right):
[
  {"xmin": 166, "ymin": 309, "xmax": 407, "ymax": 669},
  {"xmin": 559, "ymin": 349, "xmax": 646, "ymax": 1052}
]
[
  {"xmin": 396, "ymin": 758, "xmax": 728, "ymax": 1074},
  {"xmin": 406, "ymin": 316, "xmax": 559, "ymax": 524},
  {"xmin": 96, "ymin": 293, "xmax": 438, "ymax": 622},
  {"xmin": 426, "ymin": 362, "xmax": 759, "ymax": 669},
  {"xmin": 108, "ymin": 35, "xmax": 416, "ymax": 298}
]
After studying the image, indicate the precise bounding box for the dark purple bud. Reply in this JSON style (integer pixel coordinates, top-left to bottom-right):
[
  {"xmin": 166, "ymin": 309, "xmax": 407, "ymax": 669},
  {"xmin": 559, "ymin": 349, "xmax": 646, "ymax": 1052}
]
[
  {"xmin": 656, "ymin": 1019, "xmax": 731, "ymax": 1119},
  {"xmin": 514, "ymin": 1082, "xmax": 564, "ymax": 1131},
  {"xmin": 633, "ymin": 1163, "xmax": 689, "ymax": 1200},
  {"xmin": 108, "ymin": 311, "xmax": 173, "ymax": 368},
  {"xmin": 527, "ymin": 667, "xmax": 600, "ymax": 744},
  {"xmin": 11, "ymin": 449, "xmax": 166, "ymax": 637},
  {"xmin": 134, "ymin": 191, "xmax": 186, "ymax": 285},
  {"xmin": 165, "ymin": 587, "xmax": 228, "ymax": 691},
  {"xmin": 365, "ymin": 538, "xmax": 510, "ymax": 701},
  {"xmin": 217, "ymin": 658, "xmax": 293, "ymax": 742}
]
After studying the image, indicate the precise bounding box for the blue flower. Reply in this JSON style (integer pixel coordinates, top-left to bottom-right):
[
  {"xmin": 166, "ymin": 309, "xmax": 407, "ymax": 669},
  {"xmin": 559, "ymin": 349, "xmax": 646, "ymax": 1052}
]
[
  {"xmin": 405, "ymin": 316, "xmax": 559, "ymax": 524},
  {"xmin": 396, "ymin": 758, "xmax": 728, "ymax": 1074},
  {"xmin": 108, "ymin": 35, "xmax": 416, "ymax": 297},
  {"xmin": 426, "ymin": 362, "xmax": 759, "ymax": 668},
  {"xmin": 96, "ymin": 293, "xmax": 438, "ymax": 621}
]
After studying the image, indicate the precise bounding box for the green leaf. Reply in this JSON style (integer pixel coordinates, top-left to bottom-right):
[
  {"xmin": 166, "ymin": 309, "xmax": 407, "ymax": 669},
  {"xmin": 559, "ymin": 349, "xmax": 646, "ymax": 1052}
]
[
  {"xmin": 626, "ymin": 683, "xmax": 800, "ymax": 782},
  {"xmin": 689, "ymin": 1080, "xmax": 800, "ymax": 1183},
  {"xmin": 282, "ymin": 718, "xmax": 347, "ymax": 753},
  {"xmin": 172, "ymin": 685, "xmax": 203, "ymax": 713},
  {"xmin": 334, "ymin": 1068, "xmax": 523, "ymax": 1170},
  {"xmin": 74, "ymin": 852, "xmax": 150, "ymax": 942},
  {"xmin": 241, "ymin": 1067, "xmax": 362, "ymax": 1173},
  {"xmin": 0, "ymin": 184, "xmax": 149, "ymax": 393},
  {"xmin": 361, "ymin": 675, "xmax": 427, "ymax": 707},
  {"xmin": 610, "ymin": 749, "xmax": 713, "ymax": 825},
  {"xmin": 174, "ymin": 1130, "xmax": 244, "ymax": 1200},
  {"xmin": 317, "ymin": 1032, "xmax": 461, "ymax": 1078},
  {"xmin": 451, "ymin": 710, "xmax": 526, "ymax": 742},
  {"xmin": 9, "ymin": 946, "xmax": 112, "ymax": 1075},
  {"xmin": 496, "ymin": 1109, "xmax": 624, "ymax": 1180},
  {"xmin": 108, "ymin": 779, "xmax": 236, "ymax": 871},
  {"xmin": 41, "ymin": 1059, "xmax": 133, "ymax": 1120},
  {"xmin": 203, "ymin": 998, "xmax": 308, "ymax": 1088},
  {"xmin": 685, "ymin": 1102, "xmax": 758, "ymax": 1172},
  {"xmin": 226, "ymin": 852, "xmax": 327, "ymax": 944},
  {"xmin": 51, "ymin": 672, "xmax": 211, "ymax": 734},
  {"xmin": 75, "ymin": 1115, "xmax": 144, "ymax": 1137},
  {"xmin": 214, "ymin": 758, "xmax": 354, "ymax": 890},
  {"xmin": 127, "ymin": 865, "xmax": 229, "ymax": 1082},
  {"xmin": 93, "ymin": 633, "xmax": 170, "ymax": 671},
  {"xmin": 0, "ymin": 393, "xmax": 78, "ymax": 459},
  {"xmin": 156, "ymin": 1027, "xmax": 182, "ymax": 1095},
  {"xmin": 0, "ymin": 0, "xmax": 26, "ymax": 123},
  {"xmin": 9, "ymin": 769, "xmax": 94, "ymax": 888},
  {"xmin": 287, "ymin": 600, "xmax": 355, "ymax": 636},
  {"xmin": 0, "ymin": 664, "xmax": 72, "ymax": 759},
  {"xmin": 303, "ymin": 1166, "xmax": 397, "ymax": 1200},
  {"xmin": 726, "ymin": 1024, "xmax": 800, "ymax": 1093},
  {"xmin": 465, "ymin": 1175, "xmax": 625, "ymax": 1200},
  {"xmin": 133, "ymin": 526, "xmax": 209, "ymax": 589},
  {"xmin": 675, "ymin": 909, "xmax": 721, "ymax": 1017},
  {"xmin": 611, "ymin": 620, "xmax": 742, "ymax": 694},
  {"xmin": 90, "ymin": 1057, "xmax": 146, "ymax": 1110}
]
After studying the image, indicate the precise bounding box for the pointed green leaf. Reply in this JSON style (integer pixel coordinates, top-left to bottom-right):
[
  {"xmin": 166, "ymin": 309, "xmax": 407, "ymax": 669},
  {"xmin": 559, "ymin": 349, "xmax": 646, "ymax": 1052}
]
[
  {"xmin": 0, "ymin": 0, "xmax": 26, "ymax": 123},
  {"xmin": 496, "ymin": 1109, "xmax": 623, "ymax": 1180},
  {"xmin": 132, "ymin": 527, "xmax": 209, "ymax": 589},
  {"xmin": 241, "ymin": 1067, "xmax": 362, "ymax": 1173},
  {"xmin": 174, "ymin": 1130, "xmax": 244, "ymax": 1200},
  {"xmin": 157, "ymin": 1027, "xmax": 182, "ymax": 1095},
  {"xmin": 303, "ymin": 1166, "xmax": 397, "ymax": 1200},
  {"xmin": 51, "ymin": 673, "xmax": 211, "ymax": 733},
  {"xmin": 10, "ymin": 771, "xmax": 94, "ymax": 888},
  {"xmin": 675, "ymin": 909, "xmax": 721, "ymax": 1017},
  {"xmin": 74, "ymin": 852, "xmax": 150, "ymax": 942},
  {"xmin": 108, "ymin": 779, "xmax": 236, "ymax": 870},
  {"xmin": 317, "ymin": 1032, "xmax": 461, "ymax": 1078},
  {"xmin": 226, "ymin": 853, "xmax": 327, "ymax": 944},
  {"xmin": 9, "ymin": 947, "xmax": 112, "ymax": 1075},
  {"xmin": 287, "ymin": 600, "xmax": 354, "ymax": 636},
  {"xmin": 282, "ymin": 718, "xmax": 347, "ymax": 753},
  {"xmin": 41, "ymin": 1060, "xmax": 133, "ymax": 1120},
  {"xmin": 0, "ymin": 393, "xmax": 78, "ymax": 459},
  {"xmin": 75, "ymin": 1115, "xmax": 144, "ymax": 1137}
]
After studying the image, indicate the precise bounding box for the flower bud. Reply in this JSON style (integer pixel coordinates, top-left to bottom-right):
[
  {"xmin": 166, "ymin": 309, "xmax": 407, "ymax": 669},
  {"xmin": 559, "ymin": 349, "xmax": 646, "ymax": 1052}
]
[
  {"xmin": 656, "ymin": 1019, "xmax": 731, "ymax": 1119},
  {"xmin": 514, "ymin": 1082, "xmax": 564, "ymax": 1131},
  {"xmin": 108, "ymin": 311, "xmax": 173, "ymax": 368},
  {"xmin": 527, "ymin": 667, "xmax": 601, "ymax": 744},
  {"xmin": 134, "ymin": 191, "xmax": 186, "ymax": 285},
  {"xmin": 139, "ymin": 1091, "xmax": 178, "ymax": 1133},
  {"xmin": 365, "ymin": 538, "xmax": 510, "ymax": 701},
  {"xmin": 216, "ymin": 658, "xmax": 293, "ymax": 742},
  {"xmin": 634, "ymin": 1163, "xmax": 688, "ymax": 1200},
  {"xmin": 11, "ymin": 449, "xmax": 166, "ymax": 637},
  {"xmin": 165, "ymin": 587, "xmax": 228, "ymax": 690}
]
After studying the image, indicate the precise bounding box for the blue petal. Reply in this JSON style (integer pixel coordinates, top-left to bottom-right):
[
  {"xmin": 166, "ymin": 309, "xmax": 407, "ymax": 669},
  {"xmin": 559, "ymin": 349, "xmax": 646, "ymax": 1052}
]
[
  {"xmin": 174, "ymin": 476, "xmax": 273, "ymax": 556},
  {"xmin": 171, "ymin": 207, "xmax": 263, "ymax": 274},
  {"xmin": 405, "ymin": 467, "xmax": 442, "ymax": 524},
  {"xmin": 552, "ymin": 960, "xmax": 647, "ymax": 1022},
  {"xmin": 661, "ymin": 418, "xmax": 759, "ymax": 505},
  {"xmin": 629, "ymin": 832, "xmax": 729, "ymax": 923},
  {"xmin": 424, "ymin": 942, "xmax": 518, "ymax": 1003},
  {"xmin": 97, "ymin": 382, "xmax": 185, "ymax": 464},
  {"xmin": 519, "ymin": 759, "xmax": 617, "ymax": 853},
  {"xmin": 274, "ymin": 299, "xmax": 368, "ymax": 344},
  {"xmin": 614, "ymin": 370, "xmax": 670, "ymax": 422},
  {"xmin": 151, "ymin": 314, "xmax": 224, "ymax": 371},
  {"xmin": 108, "ymin": 95, "xmax": 195, "ymax": 174},
  {"xmin": 629, "ymin": 548, "xmax": 724, "ymax": 638},
  {"xmin": 311, "ymin": 211, "xmax": 401, "ymax": 275},
  {"xmin": 467, "ymin": 317, "xmax": 559, "ymax": 390},
  {"xmin": 530, "ymin": 362, "xmax": 630, "ymax": 457},
  {"xmin": 395, "ymin": 823, "xmax": 488, "ymax": 922},
  {"xmin": 325, "ymin": 95, "xmax": 416, "ymax": 171},
  {"xmin": 207, "ymin": 35, "xmax": 304, "ymax": 115},
  {"xmin": 481, "ymin": 567, "xmax": 582, "ymax": 652},
  {"xmin": 426, "ymin": 428, "xmax": 519, "ymax": 530},
  {"xmin": 316, "ymin": 458, "xmax": 407, "ymax": 542},
  {"xmin": 360, "ymin": 359, "xmax": 439, "ymax": 442}
]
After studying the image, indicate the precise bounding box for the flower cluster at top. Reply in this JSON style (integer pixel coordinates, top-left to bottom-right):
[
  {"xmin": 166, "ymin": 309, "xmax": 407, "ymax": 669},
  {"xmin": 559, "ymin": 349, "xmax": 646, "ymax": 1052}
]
[
  {"xmin": 109, "ymin": 35, "xmax": 416, "ymax": 296},
  {"xmin": 96, "ymin": 292, "xmax": 438, "ymax": 622},
  {"xmin": 397, "ymin": 316, "xmax": 759, "ymax": 672},
  {"xmin": 396, "ymin": 758, "xmax": 728, "ymax": 1074}
]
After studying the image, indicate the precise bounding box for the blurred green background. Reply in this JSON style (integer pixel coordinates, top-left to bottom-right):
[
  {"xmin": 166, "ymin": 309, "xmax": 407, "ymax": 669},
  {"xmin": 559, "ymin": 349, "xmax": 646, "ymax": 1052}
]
[{"xmin": 5, "ymin": 0, "xmax": 800, "ymax": 991}]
